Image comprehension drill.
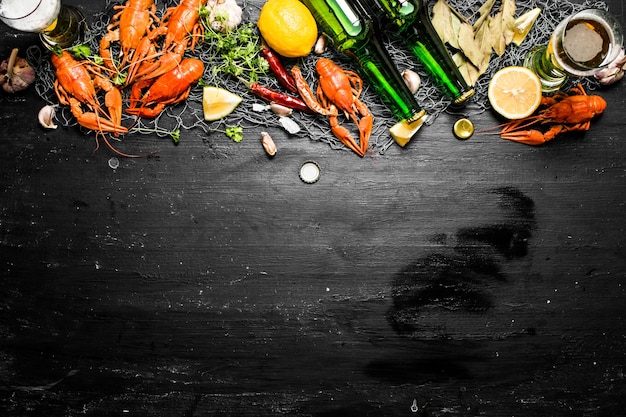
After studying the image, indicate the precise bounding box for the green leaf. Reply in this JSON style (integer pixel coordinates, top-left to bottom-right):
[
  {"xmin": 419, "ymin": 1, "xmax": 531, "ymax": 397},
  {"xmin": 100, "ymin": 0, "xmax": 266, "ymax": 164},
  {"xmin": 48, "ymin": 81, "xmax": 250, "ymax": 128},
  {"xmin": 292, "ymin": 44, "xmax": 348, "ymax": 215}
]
[
  {"xmin": 70, "ymin": 44, "xmax": 91, "ymax": 60},
  {"xmin": 171, "ymin": 129, "xmax": 181, "ymax": 144},
  {"xmin": 225, "ymin": 125, "xmax": 243, "ymax": 142},
  {"xmin": 92, "ymin": 55, "xmax": 104, "ymax": 66},
  {"xmin": 113, "ymin": 72, "xmax": 128, "ymax": 86}
]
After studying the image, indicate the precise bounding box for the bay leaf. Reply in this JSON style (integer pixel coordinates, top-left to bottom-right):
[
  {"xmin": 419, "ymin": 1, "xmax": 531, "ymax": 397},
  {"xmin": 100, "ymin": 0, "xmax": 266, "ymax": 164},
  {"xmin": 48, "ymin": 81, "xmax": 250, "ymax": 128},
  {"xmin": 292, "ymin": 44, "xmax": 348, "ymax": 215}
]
[
  {"xmin": 458, "ymin": 21, "xmax": 483, "ymax": 68},
  {"xmin": 474, "ymin": 15, "xmax": 494, "ymax": 54},
  {"xmin": 489, "ymin": 10, "xmax": 506, "ymax": 56},
  {"xmin": 448, "ymin": 6, "xmax": 463, "ymax": 49},
  {"xmin": 473, "ymin": 0, "xmax": 497, "ymax": 30},
  {"xmin": 452, "ymin": 52, "xmax": 473, "ymax": 86},
  {"xmin": 431, "ymin": 0, "xmax": 454, "ymax": 46},
  {"xmin": 501, "ymin": 0, "xmax": 517, "ymax": 45}
]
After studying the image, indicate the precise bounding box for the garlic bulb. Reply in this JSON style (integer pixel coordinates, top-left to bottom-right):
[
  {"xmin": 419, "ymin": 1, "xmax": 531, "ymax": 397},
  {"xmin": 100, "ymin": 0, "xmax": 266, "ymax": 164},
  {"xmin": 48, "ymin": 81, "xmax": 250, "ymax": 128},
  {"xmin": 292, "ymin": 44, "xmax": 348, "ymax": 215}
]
[
  {"xmin": 0, "ymin": 48, "xmax": 36, "ymax": 93},
  {"xmin": 594, "ymin": 47, "xmax": 626, "ymax": 86},
  {"xmin": 38, "ymin": 105, "xmax": 58, "ymax": 129},
  {"xmin": 205, "ymin": 0, "xmax": 243, "ymax": 32}
]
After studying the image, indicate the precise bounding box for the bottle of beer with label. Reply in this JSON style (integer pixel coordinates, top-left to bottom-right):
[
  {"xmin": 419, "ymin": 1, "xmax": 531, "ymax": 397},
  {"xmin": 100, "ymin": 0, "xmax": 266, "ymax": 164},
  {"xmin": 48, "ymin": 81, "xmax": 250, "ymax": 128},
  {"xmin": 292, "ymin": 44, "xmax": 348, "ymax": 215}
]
[
  {"xmin": 299, "ymin": 0, "xmax": 425, "ymax": 124},
  {"xmin": 365, "ymin": 0, "xmax": 474, "ymax": 105}
]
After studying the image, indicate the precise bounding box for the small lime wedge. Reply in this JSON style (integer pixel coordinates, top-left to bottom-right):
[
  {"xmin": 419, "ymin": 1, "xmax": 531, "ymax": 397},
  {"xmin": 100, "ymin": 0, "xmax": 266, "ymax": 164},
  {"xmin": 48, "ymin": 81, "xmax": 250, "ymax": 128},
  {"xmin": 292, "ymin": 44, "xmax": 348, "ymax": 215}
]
[{"xmin": 202, "ymin": 86, "xmax": 243, "ymax": 121}]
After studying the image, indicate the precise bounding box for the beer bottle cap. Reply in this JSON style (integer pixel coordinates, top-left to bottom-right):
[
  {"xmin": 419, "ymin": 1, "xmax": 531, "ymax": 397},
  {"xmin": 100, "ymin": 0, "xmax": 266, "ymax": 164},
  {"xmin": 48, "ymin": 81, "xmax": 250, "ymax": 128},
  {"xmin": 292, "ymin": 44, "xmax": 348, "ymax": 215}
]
[
  {"xmin": 299, "ymin": 161, "xmax": 320, "ymax": 184},
  {"xmin": 453, "ymin": 118, "xmax": 474, "ymax": 140}
]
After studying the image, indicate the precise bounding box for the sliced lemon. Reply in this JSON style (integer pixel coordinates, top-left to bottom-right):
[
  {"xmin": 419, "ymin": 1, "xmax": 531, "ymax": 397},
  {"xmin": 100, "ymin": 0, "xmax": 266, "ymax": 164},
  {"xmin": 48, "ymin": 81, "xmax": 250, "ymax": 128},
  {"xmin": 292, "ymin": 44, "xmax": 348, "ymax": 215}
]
[
  {"xmin": 512, "ymin": 8, "xmax": 542, "ymax": 46},
  {"xmin": 488, "ymin": 66, "xmax": 542, "ymax": 120},
  {"xmin": 390, "ymin": 114, "xmax": 427, "ymax": 147},
  {"xmin": 202, "ymin": 86, "xmax": 242, "ymax": 121}
]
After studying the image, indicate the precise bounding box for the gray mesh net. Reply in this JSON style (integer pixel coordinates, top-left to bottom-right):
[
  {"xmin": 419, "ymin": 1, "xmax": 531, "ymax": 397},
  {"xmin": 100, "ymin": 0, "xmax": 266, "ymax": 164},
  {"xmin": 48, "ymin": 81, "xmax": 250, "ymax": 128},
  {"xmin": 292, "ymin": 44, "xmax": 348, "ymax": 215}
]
[{"xmin": 27, "ymin": 0, "xmax": 609, "ymax": 156}]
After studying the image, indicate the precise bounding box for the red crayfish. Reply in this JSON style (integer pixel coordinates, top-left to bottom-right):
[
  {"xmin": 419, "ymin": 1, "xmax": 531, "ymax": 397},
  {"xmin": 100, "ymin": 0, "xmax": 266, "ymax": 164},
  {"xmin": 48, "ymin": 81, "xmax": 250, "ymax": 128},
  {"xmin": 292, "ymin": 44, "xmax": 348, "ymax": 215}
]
[
  {"xmin": 486, "ymin": 84, "xmax": 606, "ymax": 145},
  {"xmin": 126, "ymin": 58, "xmax": 205, "ymax": 118},
  {"xmin": 292, "ymin": 58, "xmax": 373, "ymax": 157}
]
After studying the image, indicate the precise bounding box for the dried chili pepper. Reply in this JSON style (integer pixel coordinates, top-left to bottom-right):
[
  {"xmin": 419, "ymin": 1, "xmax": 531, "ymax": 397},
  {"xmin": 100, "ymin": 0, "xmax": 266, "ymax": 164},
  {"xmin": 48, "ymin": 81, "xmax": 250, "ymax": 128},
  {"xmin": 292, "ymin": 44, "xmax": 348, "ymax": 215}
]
[
  {"xmin": 249, "ymin": 83, "xmax": 314, "ymax": 113},
  {"xmin": 260, "ymin": 43, "xmax": 298, "ymax": 93}
]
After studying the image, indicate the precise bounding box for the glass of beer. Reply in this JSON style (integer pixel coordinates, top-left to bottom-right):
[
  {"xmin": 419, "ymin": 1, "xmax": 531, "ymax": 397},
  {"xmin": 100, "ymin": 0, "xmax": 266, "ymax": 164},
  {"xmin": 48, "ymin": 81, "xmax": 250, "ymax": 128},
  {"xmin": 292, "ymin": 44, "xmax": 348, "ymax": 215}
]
[
  {"xmin": 0, "ymin": 0, "xmax": 86, "ymax": 50},
  {"xmin": 524, "ymin": 8, "xmax": 623, "ymax": 92}
]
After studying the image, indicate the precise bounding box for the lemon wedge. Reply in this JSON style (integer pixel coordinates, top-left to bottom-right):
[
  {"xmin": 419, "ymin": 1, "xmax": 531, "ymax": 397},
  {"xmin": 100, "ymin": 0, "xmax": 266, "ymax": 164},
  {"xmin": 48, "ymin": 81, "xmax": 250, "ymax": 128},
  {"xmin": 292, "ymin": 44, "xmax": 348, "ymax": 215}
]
[
  {"xmin": 512, "ymin": 8, "xmax": 542, "ymax": 46},
  {"xmin": 202, "ymin": 86, "xmax": 242, "ymax": 121},
  {"xmin": 390, "ymin": 114, "xmax": 427, "ymax": 147}
]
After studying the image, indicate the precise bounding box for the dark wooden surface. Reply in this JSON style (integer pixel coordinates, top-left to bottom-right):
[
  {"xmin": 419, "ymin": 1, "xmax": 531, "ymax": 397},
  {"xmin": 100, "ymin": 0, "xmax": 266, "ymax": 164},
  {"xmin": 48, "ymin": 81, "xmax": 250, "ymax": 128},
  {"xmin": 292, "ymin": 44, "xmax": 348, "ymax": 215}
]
[{"xmin": 1, "ymin": 0, "xmax": 625, "ymax": 416}]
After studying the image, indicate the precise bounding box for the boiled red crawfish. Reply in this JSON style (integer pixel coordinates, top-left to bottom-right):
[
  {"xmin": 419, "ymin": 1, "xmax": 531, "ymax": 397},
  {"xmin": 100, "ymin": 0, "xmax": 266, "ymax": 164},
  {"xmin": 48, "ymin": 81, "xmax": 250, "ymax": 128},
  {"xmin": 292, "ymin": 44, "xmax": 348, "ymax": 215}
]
[
  {"xmin": 99, "ymin": 0, "xmax": 159, "ymax": 85},
  {"xmin": 483, "ymin": 84, "xmax": 606, "ymax": 145},
  {"xmin": 50, "ymin": 0, "xmax": 209, "ymax": 157},
  {"xmin": 291, "ymin": 57, "xmax": 373, "ymax": 157},
  {"xmin": 51, "ymin": 51, "xmax": 133, "ymax": 157},
  {"xmin": 127, "ymin": 58, "xmax": 205, "ymax": 118}
]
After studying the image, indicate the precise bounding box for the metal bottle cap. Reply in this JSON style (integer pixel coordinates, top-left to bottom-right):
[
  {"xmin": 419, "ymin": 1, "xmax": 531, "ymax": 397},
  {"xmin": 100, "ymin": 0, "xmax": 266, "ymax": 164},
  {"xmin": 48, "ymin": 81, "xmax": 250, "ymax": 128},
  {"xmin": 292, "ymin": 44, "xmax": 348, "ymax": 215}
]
[
  {"xmin": 299, "ymin": 161, "xmax": 320, "ymax": 184},
  {"xmin": 453, "ymin": 118, "xmax": 474, "ymax": 140}
]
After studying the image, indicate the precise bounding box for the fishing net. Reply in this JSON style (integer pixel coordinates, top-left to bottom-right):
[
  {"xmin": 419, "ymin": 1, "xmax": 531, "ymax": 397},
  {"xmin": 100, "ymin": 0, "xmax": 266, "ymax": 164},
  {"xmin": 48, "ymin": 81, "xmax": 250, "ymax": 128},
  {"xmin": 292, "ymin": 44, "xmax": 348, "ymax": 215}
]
[{"xmin": 27, "ymin": 0, "xmax": 609, "ymax": 156}]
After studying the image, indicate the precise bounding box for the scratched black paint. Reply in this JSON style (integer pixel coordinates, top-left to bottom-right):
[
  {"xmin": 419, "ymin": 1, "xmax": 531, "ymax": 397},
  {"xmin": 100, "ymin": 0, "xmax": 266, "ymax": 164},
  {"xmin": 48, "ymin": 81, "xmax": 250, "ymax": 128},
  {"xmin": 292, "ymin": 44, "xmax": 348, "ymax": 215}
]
[{"xmin": 387, "ymin": 186, "xmax": 536, "ymax": 334}]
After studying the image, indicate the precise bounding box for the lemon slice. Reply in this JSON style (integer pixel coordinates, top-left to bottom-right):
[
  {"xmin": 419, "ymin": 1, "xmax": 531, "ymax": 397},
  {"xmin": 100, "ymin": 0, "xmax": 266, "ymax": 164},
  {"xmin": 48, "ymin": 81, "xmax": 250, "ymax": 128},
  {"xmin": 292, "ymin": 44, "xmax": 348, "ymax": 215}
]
[
  {"xmin": 390, "ymin": 114, "xmax": 427, "ymax": 147},
  {"xmin": 488, "ymin": 66, "xmax": 542, "ymax": 120},
  {"xmin": 202, "ymin": 86, "xmax": 242, "ymax": 121},
  {"xmin": 512, "ymin": 8, "xmax": 542, "ymax": 46}
]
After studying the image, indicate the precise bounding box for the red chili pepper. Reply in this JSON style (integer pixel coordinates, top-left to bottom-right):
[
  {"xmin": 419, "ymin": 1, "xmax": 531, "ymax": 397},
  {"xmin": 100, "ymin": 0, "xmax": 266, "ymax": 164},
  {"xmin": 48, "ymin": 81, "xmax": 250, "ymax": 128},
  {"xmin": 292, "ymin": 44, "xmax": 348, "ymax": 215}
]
[
  {"xmin": 249, "ymin": 83, "xmax": 314, "ymax": 113},
  {"xmin": 261, "ymin": 45, "xmax": 298, "ymax": 93}
]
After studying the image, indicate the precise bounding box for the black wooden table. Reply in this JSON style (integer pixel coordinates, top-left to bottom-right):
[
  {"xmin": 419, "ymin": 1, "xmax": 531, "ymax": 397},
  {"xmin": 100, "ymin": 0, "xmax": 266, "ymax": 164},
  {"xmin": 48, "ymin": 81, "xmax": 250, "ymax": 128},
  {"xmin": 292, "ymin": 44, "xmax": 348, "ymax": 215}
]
[{"xmin": 1, "ymin": 0, "xmax": 625, "ymax": 415}]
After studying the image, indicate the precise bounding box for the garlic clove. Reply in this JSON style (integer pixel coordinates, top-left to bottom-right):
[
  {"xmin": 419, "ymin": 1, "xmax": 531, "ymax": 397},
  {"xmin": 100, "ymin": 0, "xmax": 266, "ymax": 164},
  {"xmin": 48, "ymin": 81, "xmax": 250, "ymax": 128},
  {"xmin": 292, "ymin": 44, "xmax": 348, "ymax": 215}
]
[
  {"xmin": 252, "ymin": 103, "xmax": 270, "ymax": 112},
  {"xmin": 261, "ymin": 131, "xmax": 277, "ymax": 156},
  {"xmin": 314, "ymin": 35, "xmax": 327, "ymax": 55},
  {"xmin": 402, "ymin": 69, "xmax": 421, "ymax": 94},
  {"xmin": 38, "ymin": 105, "xmax": 58, "ymax": 129},
  {"xmin": 278, "ymin": 116, "xmax": 301, "ymax": 134},
  {"xmin": 270, "ymin": 102, "xmax": 293, "ymax": 117}
]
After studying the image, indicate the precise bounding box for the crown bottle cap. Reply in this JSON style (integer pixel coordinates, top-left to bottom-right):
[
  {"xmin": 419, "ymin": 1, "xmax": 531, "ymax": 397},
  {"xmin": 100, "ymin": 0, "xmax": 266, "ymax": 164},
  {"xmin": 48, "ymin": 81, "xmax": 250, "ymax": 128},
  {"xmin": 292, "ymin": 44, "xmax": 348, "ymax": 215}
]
[
  {"xmin": 453, "ymin": 118, "xmax": 474, "ymax": 140},
  {"xmin": 299, "ymin": 161, "xmax": 321, "ymax": 184}
]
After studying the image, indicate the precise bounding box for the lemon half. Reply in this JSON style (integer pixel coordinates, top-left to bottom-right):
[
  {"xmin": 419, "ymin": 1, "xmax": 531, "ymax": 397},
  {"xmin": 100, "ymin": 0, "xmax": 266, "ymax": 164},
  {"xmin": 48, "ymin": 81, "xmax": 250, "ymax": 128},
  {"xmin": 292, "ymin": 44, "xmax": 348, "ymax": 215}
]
[{"xmin": 487, "ymin": 66, "xmax": 542, "ymax": 120}]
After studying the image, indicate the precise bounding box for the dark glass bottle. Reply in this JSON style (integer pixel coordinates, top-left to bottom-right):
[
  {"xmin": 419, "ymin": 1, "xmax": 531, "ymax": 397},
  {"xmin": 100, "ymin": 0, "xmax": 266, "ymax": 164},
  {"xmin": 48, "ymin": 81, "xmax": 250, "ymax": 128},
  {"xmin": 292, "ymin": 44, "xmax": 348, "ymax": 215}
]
[
  {"xmin": 299, "ymin": 0, "xmax": 425, "ymax": 123},
  {"xmin": 366, "ymin": 0, "xmax": 474, "ymax": 105}
]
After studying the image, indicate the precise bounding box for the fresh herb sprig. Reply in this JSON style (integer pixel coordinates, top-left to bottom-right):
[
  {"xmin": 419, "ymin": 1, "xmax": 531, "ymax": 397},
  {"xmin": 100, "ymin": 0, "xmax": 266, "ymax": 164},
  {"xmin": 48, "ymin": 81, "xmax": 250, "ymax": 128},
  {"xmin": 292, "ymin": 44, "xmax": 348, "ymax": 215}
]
[
  {"xmin": 53, "ymin": 44, "xmax": 127, "ymax": 86},
  {"xmin": 200, "ymin": 19, "xmax": 269, "ymax": 84}
]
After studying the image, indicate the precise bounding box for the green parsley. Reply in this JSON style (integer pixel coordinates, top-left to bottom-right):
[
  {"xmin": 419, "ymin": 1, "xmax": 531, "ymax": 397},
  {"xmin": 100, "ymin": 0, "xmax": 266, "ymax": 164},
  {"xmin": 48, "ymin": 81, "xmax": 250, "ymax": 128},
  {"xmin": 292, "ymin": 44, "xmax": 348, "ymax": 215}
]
[
  {"xmin": 225, "ymin": 126, "xmax": 244, "ymax": 142},
  {"xmin": 201, "ymin": 20, "xmax": 269, "ymax": 84}
]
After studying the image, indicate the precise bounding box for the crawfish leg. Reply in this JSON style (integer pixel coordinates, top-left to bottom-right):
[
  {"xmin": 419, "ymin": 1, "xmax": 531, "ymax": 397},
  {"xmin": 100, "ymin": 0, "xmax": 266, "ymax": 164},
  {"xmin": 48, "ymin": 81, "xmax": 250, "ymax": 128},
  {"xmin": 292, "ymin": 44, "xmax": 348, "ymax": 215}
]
[
  {"xmin": 355, "ymin": 100, "xmax": 372, "ymax": 154},
  {"xmin": 69, "ymin": 98, "xmax": 128, "ymax": 135},
  {"xmin": 94, "ymin": 76, "xmax": 124, "ymax": 134},
  {"xmin": 132, "ymin": 43, "xmax": 183, "ymax": 82},
  {"xmin": 500, "ymin": 129, "xmax": 548, "ymax": 146},
  {"xmin": 291, "ymin": 65, "xmax": 335, "ymax": 116},
  {"xmin": 99, "ymin": 30, "xmax": 120, "ymax": 71},
  {"xmin": 328, "ymin": 105, "xmax": 365, "ymax": 157}
]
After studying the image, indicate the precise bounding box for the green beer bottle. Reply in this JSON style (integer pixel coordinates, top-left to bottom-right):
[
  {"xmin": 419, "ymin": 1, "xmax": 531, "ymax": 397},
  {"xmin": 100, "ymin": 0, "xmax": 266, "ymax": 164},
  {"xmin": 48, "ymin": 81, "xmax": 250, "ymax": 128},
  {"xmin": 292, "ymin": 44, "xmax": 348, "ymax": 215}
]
[
  {"xmin": 299, "ymin": 0, "xmax": 425, "ymax": 124},
  {"xmin": 365, "ymin": 0, "xmax": 474, "ymax": 105}
]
